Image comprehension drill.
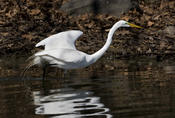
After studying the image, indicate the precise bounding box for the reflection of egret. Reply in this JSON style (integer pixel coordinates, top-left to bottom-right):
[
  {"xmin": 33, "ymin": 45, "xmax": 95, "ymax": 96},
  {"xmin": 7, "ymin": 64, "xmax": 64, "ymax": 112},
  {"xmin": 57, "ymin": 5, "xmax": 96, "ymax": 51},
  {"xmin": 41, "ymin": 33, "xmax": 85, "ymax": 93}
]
[
  {"xmin": 24, "ymin": 20, "xmax": 142, "ymax": 79},
  {"xmin": 33, "ymin": 88, "xmax": 112, "ymax": 118}
]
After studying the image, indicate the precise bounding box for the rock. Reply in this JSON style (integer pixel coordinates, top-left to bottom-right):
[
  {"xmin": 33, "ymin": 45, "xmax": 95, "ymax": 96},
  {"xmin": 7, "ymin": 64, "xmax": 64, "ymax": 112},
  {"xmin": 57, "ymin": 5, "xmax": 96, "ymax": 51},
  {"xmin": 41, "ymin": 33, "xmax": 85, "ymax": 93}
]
[
  {"xmin": 164, "ymin": 26, "xmax": 175, "ymax": 37},
  {"xmin": 60, "ymin": 0, "xmax": 134, "ymax": 16}
]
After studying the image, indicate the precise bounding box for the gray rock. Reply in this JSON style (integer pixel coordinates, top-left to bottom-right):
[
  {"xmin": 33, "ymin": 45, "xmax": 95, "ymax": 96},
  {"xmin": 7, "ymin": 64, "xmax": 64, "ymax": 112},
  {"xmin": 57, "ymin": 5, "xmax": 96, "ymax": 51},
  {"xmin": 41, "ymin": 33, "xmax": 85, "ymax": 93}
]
[
  {"xmin": 164, "ymin": 26, "xmax": 175, "ymax": 36},
  {"xmin": 60, "ymin": 0, "xmax": 134, "ymax": 17}
]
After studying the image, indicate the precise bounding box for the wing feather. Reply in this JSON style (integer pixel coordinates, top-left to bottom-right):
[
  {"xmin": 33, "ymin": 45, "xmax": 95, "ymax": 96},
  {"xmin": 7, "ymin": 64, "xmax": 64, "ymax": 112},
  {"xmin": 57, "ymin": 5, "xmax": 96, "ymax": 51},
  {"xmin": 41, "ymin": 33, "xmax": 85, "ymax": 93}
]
[{"xmin": 36, "ymin": 30, "xmax": 83, "ymax": 50}]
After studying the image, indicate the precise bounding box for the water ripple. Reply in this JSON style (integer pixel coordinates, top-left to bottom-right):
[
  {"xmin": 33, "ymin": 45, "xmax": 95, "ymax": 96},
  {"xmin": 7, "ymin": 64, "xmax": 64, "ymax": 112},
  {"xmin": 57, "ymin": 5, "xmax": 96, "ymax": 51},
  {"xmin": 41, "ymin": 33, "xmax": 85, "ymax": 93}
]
[{"xmin": 33, "ymin": 88, "xmax": 112, "ymax": 118}]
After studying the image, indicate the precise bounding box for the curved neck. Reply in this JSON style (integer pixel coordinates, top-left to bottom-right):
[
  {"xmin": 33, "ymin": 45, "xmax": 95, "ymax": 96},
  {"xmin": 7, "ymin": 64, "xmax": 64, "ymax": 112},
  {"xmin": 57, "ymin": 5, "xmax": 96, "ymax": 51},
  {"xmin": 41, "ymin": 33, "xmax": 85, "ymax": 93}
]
[{"xmin": 89, "ymin": 22, "xmax": 121, "ymax": 64}]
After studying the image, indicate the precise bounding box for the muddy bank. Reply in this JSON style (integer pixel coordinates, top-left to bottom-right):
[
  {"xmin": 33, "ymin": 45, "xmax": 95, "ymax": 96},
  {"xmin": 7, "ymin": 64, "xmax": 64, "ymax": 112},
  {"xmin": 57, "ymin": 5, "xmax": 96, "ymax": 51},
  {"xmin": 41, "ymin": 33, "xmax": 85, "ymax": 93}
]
[{"xmin": 0, "ymin": 0, "xmax": 175, "ymax": 58}]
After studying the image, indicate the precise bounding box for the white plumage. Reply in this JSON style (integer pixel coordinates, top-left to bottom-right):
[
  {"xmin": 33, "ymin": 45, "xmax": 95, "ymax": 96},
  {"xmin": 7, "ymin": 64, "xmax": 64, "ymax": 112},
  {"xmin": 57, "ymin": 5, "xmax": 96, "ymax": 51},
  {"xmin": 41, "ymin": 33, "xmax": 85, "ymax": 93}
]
[
  {"xmin": 24, "ymin": 20, "xmax": 142, "ymax": 79},
  {"xmin": 35, "ymin": 30, "xmax": 83, "ymax": 50}
]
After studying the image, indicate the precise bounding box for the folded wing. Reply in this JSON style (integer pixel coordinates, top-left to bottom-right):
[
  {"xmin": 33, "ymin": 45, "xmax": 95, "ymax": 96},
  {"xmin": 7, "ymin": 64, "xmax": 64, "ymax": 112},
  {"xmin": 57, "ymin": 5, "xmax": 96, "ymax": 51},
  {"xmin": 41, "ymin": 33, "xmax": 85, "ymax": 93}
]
[{"xmin": 35, "ymin": 48, "xmax": 86, "ymax": 63}]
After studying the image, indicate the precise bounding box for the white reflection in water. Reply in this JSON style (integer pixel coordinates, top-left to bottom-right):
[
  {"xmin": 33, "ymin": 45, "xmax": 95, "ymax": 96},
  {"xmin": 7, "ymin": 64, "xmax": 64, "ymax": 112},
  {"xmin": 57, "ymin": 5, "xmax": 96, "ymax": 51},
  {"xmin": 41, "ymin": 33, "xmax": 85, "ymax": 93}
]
[{"xmin": 33, "ymin": 88, "xmax": 112, "ymax": 118}]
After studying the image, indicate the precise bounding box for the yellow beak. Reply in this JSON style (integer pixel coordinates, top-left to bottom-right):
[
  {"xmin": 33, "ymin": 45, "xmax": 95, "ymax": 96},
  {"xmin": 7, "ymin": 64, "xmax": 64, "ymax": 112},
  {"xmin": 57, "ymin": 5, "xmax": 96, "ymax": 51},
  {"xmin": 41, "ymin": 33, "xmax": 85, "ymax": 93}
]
[{"xmin": 127, "ymin": 22, "xmax": 143, "ymax": 28}]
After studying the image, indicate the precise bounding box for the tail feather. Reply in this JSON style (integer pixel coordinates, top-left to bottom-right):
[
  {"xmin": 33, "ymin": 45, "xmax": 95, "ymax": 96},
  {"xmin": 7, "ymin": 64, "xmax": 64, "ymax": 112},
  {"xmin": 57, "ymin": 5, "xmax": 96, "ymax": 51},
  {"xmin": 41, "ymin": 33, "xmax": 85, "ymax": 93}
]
[
  {"xmin": 21, "ymin": 58, "xmax": 36, "ymax": 78},
  {"xmin": 21, "ymin": 54, "xmax": 69, "ymax": 78},
  {"xmin": 26, "ymin": 54, "xmax": 35, "ymax": 62},
  {"xmin": 21, "ymin": 54, "xmax": 49, "ymax": 78}
]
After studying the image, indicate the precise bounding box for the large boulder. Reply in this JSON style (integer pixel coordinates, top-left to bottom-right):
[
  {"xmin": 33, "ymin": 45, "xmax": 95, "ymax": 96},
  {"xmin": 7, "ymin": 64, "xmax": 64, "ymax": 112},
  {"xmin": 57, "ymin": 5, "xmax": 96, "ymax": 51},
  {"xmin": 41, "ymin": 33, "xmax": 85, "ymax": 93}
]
[{"xmin": 60, "ymin": 0, "xmax": 134, "ymax": 16}]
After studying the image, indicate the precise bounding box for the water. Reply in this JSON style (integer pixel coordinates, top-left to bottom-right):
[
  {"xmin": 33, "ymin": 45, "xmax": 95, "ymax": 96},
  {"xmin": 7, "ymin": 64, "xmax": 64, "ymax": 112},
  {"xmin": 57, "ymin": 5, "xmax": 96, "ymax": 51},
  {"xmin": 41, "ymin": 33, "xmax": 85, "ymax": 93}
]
[{"xmin": 0, "ymin": 57, "xmax": 175, "ymax": 118}]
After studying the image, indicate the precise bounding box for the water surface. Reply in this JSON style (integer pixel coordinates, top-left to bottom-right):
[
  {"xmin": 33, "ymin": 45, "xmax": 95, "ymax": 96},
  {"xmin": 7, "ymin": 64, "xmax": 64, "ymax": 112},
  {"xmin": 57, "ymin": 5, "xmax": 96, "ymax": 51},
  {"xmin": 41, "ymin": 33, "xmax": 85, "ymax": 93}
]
[{"xmin": 0, "ymin": 57, "xmax": 175, "ymax": 118}]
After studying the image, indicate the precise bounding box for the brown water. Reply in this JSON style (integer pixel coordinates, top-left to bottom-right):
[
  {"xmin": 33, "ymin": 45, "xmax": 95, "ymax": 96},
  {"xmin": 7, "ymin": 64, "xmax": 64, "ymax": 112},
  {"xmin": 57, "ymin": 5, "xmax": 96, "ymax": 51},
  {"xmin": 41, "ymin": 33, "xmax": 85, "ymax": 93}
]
[{"xmin": 0, "ymin": 57, "xmax": 175, "ymax": 118}]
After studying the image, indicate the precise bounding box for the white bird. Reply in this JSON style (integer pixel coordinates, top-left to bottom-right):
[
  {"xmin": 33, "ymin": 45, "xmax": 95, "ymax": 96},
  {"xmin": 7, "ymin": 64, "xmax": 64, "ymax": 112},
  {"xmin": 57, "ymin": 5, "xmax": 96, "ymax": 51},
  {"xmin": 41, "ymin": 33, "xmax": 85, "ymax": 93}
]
[{"xmin": 24, "ymin": 20, "xmax": 142, "ymax": 79}]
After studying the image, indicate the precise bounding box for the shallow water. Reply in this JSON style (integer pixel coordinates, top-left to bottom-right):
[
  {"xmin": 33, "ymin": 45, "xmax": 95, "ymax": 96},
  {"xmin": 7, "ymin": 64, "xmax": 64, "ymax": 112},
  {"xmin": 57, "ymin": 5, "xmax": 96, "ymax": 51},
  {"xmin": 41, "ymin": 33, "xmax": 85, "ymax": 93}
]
[{"xmin": 0, "ymin": 57, "xmax": 175, "ymax": 118}]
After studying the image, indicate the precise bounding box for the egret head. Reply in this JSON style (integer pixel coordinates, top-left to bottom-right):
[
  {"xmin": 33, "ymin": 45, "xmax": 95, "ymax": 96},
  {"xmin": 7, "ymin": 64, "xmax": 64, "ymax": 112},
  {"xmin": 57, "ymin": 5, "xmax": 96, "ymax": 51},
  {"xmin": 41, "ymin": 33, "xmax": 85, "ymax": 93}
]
[{"xmin": 119, "ymin": 20, "xmax": 142, "ymax": 28}]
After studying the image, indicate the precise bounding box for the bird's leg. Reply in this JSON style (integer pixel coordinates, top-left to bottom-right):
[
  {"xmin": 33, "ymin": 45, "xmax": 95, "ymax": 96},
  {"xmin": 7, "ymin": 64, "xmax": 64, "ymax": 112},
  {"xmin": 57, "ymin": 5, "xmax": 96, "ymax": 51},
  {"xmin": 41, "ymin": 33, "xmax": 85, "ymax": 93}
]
[
  {"xmin": 63, "ymin": 70, "xmax": 67, "ymax": 78},
  {"xmin": 42, "ymin": 66, "xmax": 47, "ymax": 82},
  {"xmin": 42, "ymin": 66, "xmax": 47, "ymax": 91}
]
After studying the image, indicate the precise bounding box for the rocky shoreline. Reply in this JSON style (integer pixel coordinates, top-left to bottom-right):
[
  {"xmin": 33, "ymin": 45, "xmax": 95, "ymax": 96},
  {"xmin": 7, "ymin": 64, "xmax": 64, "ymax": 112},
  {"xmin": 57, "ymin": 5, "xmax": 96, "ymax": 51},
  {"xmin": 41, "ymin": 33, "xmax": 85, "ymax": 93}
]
[{"xmin": 0, "ymin": 0, "xmax": 175, "ymax": 58}]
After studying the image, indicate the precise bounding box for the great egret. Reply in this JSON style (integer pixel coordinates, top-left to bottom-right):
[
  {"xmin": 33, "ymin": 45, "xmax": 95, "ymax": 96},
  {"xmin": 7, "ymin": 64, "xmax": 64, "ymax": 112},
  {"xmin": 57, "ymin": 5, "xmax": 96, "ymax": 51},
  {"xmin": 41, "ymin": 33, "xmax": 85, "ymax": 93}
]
[{"xmin": 24, "ymin": 20, "xmax": 142, "ymax": 79}]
